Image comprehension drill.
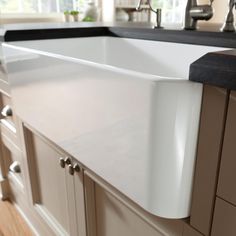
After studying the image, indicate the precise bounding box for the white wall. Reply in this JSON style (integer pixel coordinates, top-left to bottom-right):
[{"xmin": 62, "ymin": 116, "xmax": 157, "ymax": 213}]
[
  {"xmin": 101, "ymin": 0, "xmax": 115, "ymax": 22},
  {"xmin": 199, "ymin": 0, "xmax": 228, "ymax": 23}
]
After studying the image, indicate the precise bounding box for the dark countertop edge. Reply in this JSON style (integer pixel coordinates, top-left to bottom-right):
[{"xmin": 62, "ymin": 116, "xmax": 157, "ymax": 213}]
[
  {"xmin": 1, "ymin": 24, "xmax": 236, "ymax": 48},
  {"xmin": 189, "ymin": 50, "xmax": 236, "ymax": 90},
  {"xmin": 3, "ymin": 26, "xmax": 109, "ymax": 42},
  {"xmin": 107, "ymin": 27, "xmax": 236, "ymax": 48}
]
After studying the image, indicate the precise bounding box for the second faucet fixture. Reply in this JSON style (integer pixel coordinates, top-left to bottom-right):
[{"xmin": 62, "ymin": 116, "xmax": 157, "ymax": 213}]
[{"xmin": 136, "ymin": 0, "xmax": 162, "ymax": 29}]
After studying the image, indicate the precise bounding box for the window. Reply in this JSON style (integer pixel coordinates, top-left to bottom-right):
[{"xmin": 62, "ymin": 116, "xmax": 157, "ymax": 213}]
[
  {"xmin": 114, "ymin": 0, "xmax": 186, "ymax": 24},
  {"xmin": 0, "ymin": 0, "xmax": 89, "ymax": 13},
  {"xmin": 152, "ymin": 0, "xmax": 186, "ymax": 23}
]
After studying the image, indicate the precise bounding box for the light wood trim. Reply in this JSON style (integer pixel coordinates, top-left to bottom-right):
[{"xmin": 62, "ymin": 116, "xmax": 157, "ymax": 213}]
[
  {"xmin": 65, "ymin": 165, "xmax": 78, "ymax": 236},
  {"xmin": 84, "ymin": 173, "xmax": 97, "ymax": 236},
  {"xmin": 0, "ymin": 200, "xmax": 33, "ymax": 236},
  {"xmin": 0, "ymin": 177, "xmax": 9, "ymax": 200},
  {"xmin": 23, "ymin": 127, "xmax": 41, "ymax": 204},
  {"xmin": 190, "ymin": 85, "xmax": 230, "ymax": 235},
  {"xmin": 74, "ymin": 168, "xmax": 87, "ymax": 236}
]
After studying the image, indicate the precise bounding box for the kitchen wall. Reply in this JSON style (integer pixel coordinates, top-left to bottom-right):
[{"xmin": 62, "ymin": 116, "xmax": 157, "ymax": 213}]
[
  {"xmin": 0, "ymin": 0, "xmax": 230, "ymax": 25},
  {"xmin": 199, "ymin": 0, "xmax": 228, "ymax": 23}
]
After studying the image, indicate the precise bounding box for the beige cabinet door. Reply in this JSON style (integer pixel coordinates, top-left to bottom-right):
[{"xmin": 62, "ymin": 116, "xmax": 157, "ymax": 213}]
[
  {"xmin": 89, "ymin": 180, "xmax": 183, "ymax": 236},
  {"xmin": 95, "ymin": 184, "xmax": 162, "ymax": 236},
  {"xmin": 24, "ymin": 127, "xmax": 80, "ymax": 236}
]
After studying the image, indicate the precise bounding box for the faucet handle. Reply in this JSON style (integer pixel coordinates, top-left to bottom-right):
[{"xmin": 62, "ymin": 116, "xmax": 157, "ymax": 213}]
[{"xmin": 221, "ymin": 0, "xmax": 236, "ymax": 32}]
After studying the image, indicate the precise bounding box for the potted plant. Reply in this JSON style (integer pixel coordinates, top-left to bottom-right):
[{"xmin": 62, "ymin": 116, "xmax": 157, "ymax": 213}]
[
  {"xmin": 64, "ymin": 10, "xmax": 71, "ymax": 22},
  {"xmin": 82, "ymin": 16, "xmax": 95, "ymax": 22},
  {"xmin": 70, "ymin": 10, "xmax": 79, "ymax": 22}
]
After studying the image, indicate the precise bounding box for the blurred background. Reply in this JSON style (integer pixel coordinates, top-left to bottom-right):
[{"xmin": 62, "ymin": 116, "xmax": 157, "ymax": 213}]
[{"xmin": 0, "ymin": 0, "xmax": 228, "ymax": 25}]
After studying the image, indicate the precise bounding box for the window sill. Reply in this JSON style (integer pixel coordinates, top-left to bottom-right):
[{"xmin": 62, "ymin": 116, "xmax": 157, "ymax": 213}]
[{"xmin": 0, "ymin": 13, "xmax": 64, "ymax": 24}]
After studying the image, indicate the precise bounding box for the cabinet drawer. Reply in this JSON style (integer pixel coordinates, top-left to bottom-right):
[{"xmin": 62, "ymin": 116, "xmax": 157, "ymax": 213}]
[
  {"xmin": 2, "ymin": 133, "xmax": 24, "ymax": 192},
  {"xmin": 217, "ymin": 91, "xmax": 236, "ymax": 205},
  {"xmin": 0, "ymin": 93, "xmax": 15, "ymax": 128},
  {"xmin": 1, "ymin": 121, "xmax": 19, "ymax": 148},
  {"xmin": 0, "ymin": 62, "xmax": 8, "ymax": 83},
  {"xmin": 211, "ymin": 198, "xmax": 236, "ymax": 236}
]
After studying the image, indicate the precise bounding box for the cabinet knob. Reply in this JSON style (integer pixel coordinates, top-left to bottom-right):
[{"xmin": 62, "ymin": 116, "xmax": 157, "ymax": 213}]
[
  {"xmin": 68, "ymin": 163, "xmax": 81, "ymax": 175},
  {"xmin": 1, "ymin": 105, "xmax": 12, "ymax": 117},
  {"xmin": 9, "ymin": 161, "xmax": 21, "ymax": 173},
  {"xmin": 59, "ymin": 157, "xmax": 71, "ymax": 168},
  {"xmin": 73, "ymin": 163, "xmax": 81, "ymax": 173},
  {"xmin": 68, "ymin": 164, "xmax": 74, "ymax": 175}
]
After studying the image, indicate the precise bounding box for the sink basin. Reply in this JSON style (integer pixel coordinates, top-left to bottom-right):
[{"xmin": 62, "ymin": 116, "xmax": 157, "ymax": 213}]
[{"xmin": 2, "ymin": 36, "xmax": 227, "ymax": 219}]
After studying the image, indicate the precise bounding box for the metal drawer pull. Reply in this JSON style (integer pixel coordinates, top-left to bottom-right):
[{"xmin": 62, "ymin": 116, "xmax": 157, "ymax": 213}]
[
  {"xmin": 59, "ymin": 157, "xmax": 71, "ymax": 168},
  {"xmin": 1, "ymin": 105, "xmax": 13, "ymax": 117},
  {"xmin": 68, "ymin": 163, "xmax": 81, "ymax": 175},
  {"xmin": 9, "ymin": 161, "xmax": 21, "ymax": 173}
]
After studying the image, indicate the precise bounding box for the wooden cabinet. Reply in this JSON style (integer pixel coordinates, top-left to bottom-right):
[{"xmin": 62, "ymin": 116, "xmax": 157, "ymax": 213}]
[
  {"xmin": 217, "ymin": 91, "xmax": 236, "ymax": 205},
  {"xmin": 84, "ymin": 172, "xmax": 184, "ymax": 236},
  {"xmin": 182, "ymin": 224, "xmax": 203, "ymax": 236},
  {"xmin": 24, "ymin": 126, "xmax": 86, "ymax": 236},
  {"xmin": 2, "ymin": 134, "xmax": 25, "ymax": 195},
  {"xmin": 190, "ymin": 86, "xmax": 229, "ymax": 236},
  {"xmin": 0, "ymin": 91, "xmax": 25, "ymax": 202},
  {"xmin": 211, "ymin": 198, "xmax": 236, "ymax": 236}
]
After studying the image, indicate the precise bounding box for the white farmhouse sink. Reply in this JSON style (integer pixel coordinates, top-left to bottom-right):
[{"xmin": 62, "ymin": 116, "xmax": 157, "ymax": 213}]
[{"xmin": 2, "ymin": 37, "xmax": 227, "ymax": 219}]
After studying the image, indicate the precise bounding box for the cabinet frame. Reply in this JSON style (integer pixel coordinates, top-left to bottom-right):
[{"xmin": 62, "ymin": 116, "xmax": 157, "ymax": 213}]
[{"xmin": 23, "ymin": 123, "xmax": 86, "ymax": 236}]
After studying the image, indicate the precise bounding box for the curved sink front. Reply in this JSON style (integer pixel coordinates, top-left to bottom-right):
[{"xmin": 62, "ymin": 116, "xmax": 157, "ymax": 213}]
[{"xmin": 2, "ymin": 37, "xmax": 227, "ymax": 219}]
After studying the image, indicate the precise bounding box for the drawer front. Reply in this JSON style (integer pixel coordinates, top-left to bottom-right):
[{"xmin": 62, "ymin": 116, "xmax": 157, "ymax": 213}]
[
  {"xmin": 217, "ymin": 91, "xmax": 236, "ymax": 205},
  {"xmin": 211, "ymin": 198, "xmax": 236, "ymax": 236},
  {"xmin": 1, "ymin": 121, "xmax": 19, "ymax": 148},
  {"xmin": 0, "ymin": 93, "xmax": 15, "ymax": 128},
  {"xmin": 1, "ymin": 133, "xmax": 24, "ymax": 192},
  {"xmin": 0, "ymin": 62, "xmax": 8, "ymax": 83}
]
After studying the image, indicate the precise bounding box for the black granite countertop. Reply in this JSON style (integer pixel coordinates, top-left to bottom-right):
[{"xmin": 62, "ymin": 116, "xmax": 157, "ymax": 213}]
[
  {"xmin": 0, "ymin": 21, "xmax": 236, "ymax": 48},
  {"xmin": 1, "ymin": 21, "xmax": 236, "ymax": 90}
]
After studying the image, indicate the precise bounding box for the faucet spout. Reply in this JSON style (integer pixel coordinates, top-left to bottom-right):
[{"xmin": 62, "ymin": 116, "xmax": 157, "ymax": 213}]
[
  {"xmin": 221, "ymin": 0, "xmax": 236, "ymax": 32},
  {"xmin": 184, "ymin": 0, "xmax": 214, "ymax": 30}
]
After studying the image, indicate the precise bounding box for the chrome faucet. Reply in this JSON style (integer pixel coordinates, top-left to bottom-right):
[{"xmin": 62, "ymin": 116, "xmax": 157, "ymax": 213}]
[
  {"xmin": 221, "ymin": 0, "xmax": 236, "ymax": 32},
  {"xmin": 136, "ymin": 0, "xmax": 162, "ymax": 29},
  {"xmin": 184, "ymin": 0, "xmax": 214, "ymax": 30}
]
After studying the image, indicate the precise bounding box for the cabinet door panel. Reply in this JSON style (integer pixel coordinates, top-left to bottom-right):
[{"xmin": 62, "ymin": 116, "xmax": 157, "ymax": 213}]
[
  {"xmin": 95, "ymin": 183, "xmax": 169, "ymax": 236},
  {"xmin": 190, "ymin": 86, "xmax": 229, "ymax": 235},
  {"xmin": 25, "ymin": 129, "xmax": 71, "ymax": 235},
  {"xmin": 182, "ymin": 224, "xmax": 203, "ymax": 236},
  {"xmin": 211, "ymin": 198, "xmax": 236, "ymax": 236},
  {"xmin": 217, "ymin": 91, "xmax": 236, "ymax": 205}
]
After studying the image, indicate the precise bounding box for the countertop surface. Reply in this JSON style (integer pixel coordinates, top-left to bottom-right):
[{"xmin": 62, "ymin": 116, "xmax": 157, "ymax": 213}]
[
  {"xmin": 1, "ymin": 21, "xmax": 236, "ymax": 90},
  {"xmin": 0, "ymin": 21, "xmax": 236, "ymax": 48}
]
